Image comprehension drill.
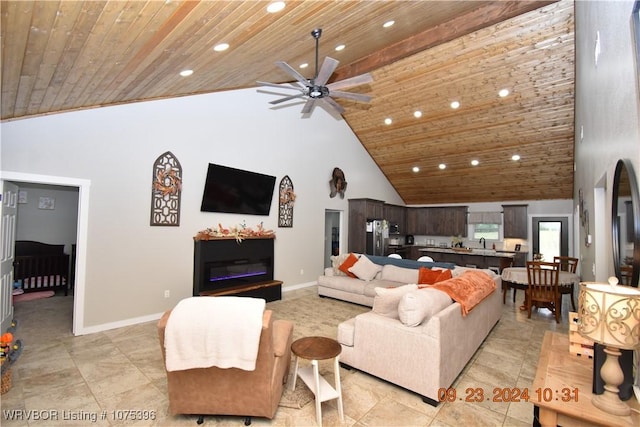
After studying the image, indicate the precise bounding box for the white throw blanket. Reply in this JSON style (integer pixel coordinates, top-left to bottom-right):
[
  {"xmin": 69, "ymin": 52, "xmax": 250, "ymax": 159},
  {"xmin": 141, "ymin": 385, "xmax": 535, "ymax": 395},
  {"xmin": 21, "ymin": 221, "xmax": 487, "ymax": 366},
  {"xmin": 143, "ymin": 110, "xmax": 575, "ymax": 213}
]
[{"xmin": 164, "ymin": 296, "xmax": 266, "ymax": 372}]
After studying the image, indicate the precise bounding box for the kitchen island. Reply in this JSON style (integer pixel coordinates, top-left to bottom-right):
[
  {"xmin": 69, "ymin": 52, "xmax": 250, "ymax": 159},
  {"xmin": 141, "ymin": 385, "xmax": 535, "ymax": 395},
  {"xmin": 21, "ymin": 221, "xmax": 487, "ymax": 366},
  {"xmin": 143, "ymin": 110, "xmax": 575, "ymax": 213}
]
[{"xmin": 419, "ymin": 247, "xmax": 515, "ymax": 271}]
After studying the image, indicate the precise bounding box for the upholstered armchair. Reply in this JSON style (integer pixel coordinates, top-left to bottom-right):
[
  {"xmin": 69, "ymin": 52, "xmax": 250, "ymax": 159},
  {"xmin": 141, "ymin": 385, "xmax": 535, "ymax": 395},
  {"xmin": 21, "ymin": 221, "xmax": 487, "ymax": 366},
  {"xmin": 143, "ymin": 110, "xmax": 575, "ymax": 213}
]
[{"xmin": 158, "ymin": 308, "xmax": 294, "ymax": 425}]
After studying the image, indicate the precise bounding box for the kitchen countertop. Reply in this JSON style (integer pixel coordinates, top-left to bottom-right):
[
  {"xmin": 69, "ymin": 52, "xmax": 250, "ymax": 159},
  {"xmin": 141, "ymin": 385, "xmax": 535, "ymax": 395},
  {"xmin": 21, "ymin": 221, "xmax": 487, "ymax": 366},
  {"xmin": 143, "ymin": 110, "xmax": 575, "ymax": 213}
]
[{"xmin": 419, "ymin": 247, "xmax": 516, "ymax": 258}]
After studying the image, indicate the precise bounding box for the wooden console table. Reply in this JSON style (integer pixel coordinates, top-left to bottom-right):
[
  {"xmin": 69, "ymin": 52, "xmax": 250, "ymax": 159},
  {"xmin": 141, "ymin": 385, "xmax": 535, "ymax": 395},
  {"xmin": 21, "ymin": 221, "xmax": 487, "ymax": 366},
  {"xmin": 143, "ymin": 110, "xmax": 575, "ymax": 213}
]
[
  {"xmin": 533, "ymin": 331, "xmax": 639, "ymax": 426},
  {"xmin": 199, "ymin": 280, "xmax": 282, "ymax": 302}
]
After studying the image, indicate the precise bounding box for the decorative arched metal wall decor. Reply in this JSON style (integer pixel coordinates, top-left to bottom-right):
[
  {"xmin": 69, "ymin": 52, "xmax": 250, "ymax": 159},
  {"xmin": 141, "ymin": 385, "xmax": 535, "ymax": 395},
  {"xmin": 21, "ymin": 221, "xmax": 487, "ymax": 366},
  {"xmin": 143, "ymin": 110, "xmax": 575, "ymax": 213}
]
[
  {"xmin": 278, "ymin": 175, "xmax": 295, "ymax": 227},
  {"xmin": 150, "ymin": 151, "xmax": 182, "ymax": 226}
]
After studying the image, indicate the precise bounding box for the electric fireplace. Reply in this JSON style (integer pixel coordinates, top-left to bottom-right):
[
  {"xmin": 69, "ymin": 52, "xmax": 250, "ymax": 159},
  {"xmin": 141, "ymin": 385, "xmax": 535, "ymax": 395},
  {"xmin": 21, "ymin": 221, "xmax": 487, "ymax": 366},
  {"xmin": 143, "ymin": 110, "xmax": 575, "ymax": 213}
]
[{"xmin": 193, "ymin": 237, "xmax": 280, "ymax": 301}]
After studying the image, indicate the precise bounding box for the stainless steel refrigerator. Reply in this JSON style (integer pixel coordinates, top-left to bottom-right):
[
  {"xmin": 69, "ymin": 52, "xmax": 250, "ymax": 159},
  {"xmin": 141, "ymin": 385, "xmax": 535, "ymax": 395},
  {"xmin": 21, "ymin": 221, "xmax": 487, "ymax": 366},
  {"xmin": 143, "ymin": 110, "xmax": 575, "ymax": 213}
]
[{"xmin": 366, "ymin": 219, "xmax": 388, "ymax": 256}]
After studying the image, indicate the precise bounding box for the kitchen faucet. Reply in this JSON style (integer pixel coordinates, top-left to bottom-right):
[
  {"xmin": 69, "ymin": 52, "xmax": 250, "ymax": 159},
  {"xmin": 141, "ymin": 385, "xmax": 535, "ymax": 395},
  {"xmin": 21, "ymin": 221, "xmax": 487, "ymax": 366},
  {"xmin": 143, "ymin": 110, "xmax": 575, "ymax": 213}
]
[{"xmin": 479, "ymin": 237, "xmax": 486, "ymax": 249}]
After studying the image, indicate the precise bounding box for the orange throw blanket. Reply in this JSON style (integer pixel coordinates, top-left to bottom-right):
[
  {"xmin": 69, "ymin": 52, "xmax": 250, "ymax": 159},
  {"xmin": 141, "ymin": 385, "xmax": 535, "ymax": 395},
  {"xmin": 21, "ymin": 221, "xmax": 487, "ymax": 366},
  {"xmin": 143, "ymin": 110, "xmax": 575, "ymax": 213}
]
[{"xmin": 430, "ymin": 270, "xmax": 496, "ymax": 316}]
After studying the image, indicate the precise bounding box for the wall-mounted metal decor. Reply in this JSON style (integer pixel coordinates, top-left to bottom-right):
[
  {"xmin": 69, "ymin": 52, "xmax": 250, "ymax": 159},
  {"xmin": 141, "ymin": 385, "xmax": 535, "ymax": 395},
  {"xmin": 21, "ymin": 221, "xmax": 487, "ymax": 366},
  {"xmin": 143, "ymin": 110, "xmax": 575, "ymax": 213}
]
[
  {"xmin": 150, "ymin": 151, "xmax": 182, "ymax": 226},
  {"xmin": 278, "ymin": 175, "xmax": 295, "ymax": 228}
]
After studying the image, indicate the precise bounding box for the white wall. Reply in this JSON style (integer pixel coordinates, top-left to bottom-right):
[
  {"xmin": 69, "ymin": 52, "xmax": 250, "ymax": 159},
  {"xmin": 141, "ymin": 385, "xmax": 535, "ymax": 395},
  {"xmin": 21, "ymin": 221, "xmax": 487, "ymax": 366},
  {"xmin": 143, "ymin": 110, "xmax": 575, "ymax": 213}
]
[
  {"xmin": 575, "ymin": 0, "xmax": 640, "ymax": 281},
  {"xmin": 0, "ymin": 88, "xmax": 402, "ymax": 329},
  {"xmin": 14, "ymin": 183, "xmax": 78, "ymax": 252}
]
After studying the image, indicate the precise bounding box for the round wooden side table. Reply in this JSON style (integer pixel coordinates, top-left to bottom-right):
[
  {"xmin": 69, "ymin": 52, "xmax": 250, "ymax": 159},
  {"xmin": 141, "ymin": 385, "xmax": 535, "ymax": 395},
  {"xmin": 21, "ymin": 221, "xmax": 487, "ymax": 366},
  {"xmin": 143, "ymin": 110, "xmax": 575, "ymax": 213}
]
[{"xmin": 290, "ymin": 336, "xmax": 344, "ymax": 426}]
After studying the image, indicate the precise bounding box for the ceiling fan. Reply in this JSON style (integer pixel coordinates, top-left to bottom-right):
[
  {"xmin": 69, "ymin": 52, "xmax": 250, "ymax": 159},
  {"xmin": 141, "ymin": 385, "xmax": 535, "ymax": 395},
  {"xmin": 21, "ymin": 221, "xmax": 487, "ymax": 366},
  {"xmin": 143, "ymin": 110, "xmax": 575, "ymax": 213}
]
[{"xmin": 257, "ymin": 29, "xmax": 373, "ymax": 117}]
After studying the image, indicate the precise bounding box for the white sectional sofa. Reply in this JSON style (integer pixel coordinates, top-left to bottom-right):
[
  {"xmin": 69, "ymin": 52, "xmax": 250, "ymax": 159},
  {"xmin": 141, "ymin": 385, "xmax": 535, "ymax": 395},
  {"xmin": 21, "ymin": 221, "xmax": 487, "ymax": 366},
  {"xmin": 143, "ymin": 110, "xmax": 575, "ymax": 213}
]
[{"xmin": 318, "ymin": 253, "xmax": 502, "ymax": 405}]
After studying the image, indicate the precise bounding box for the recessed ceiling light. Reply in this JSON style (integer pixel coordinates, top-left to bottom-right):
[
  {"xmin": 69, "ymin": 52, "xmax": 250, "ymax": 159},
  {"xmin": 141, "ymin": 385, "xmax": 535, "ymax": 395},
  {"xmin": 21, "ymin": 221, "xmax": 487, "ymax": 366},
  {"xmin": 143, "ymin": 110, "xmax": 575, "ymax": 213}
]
[
  {"xmin": 335, "ymin": 44, "xmax": 345, "ymax": 51},
  {"xmin": 471, "ymin": 159, "xmax": 479, "ymax": 166},
  {"xmin": 213, "ymin": 43, "xmax": 229, "ymax": 52},
  {"xmin": 499, "ymin": 88, "xmax": 510, "ymax": 97},
  {"xmin": 179, "ymin": 69, "xmax": 193, "ymax": 77},
  {"xmin": 414, "ymin": 111, "xmax": 422, "ymax": 118},
  {"xmin": 450, "ymin": 101, "xmax": 460, "ymax": 109},
  {"xmin": 412, "ymin": 166, "xmax": 420, "ymax": 173},
  {"xmin": 266, "ymin": 1, "xmax": 285, "ymax": 13},
  {"xmin": 383, "ymin": 20, "xmax": 395, "ymax": 28},
  {"xmin": 511, "ymin": 154, "xmax": 521, "ymax": 161},
  {"xmin": 439, "ymin": 163, "xmax": 447, "ymax": 170},
  {"xmin": 299, "ymin": 63, "xmax": 308, "ymax": 69},
  {"xmin": 384, "ymin": 118, "xmax": 392, "ymax": 125}
]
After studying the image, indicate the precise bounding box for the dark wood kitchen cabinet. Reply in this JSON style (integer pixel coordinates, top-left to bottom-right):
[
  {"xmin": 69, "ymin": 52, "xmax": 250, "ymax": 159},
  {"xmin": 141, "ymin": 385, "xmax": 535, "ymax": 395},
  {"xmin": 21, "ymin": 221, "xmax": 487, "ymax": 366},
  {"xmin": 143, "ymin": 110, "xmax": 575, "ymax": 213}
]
[
  {"xmin": 503, "ymin": 204, "xmax": 528, "ymax": 238},
  {"xmin": 407, "ymin": 206, "xmax": 467, "ymax": 237},
  {"xmin": 384, "ymin": 204, "xmax": 406, "ymax": 231},
  {"xmin": 348, "ymin": 198, "xmax": 384, "ymax": 253}
]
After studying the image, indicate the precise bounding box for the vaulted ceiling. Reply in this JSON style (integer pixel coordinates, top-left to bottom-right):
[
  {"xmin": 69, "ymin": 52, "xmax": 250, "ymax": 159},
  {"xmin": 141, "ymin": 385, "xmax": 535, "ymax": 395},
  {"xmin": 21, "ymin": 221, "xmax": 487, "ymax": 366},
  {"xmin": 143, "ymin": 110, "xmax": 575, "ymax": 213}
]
[{"xmin": 0, "ymin": 0, "xmax": 575, "ymax": 205}]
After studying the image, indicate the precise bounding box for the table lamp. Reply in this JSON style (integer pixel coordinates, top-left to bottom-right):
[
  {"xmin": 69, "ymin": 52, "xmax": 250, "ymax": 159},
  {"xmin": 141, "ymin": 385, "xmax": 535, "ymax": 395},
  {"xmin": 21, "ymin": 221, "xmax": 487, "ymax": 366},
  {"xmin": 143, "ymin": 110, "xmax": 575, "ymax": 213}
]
[{"xmin": 578, "ymin": 278, "xmax": 640, "ymax": 416}]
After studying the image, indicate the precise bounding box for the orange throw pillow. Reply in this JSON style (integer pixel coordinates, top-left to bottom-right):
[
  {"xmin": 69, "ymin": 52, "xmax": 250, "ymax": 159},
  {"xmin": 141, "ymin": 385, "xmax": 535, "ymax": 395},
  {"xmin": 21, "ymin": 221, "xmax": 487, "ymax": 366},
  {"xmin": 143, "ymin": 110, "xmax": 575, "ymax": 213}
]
[
  {"xmin": 339, "ymin": 253, "xmax": 359, "ymax": 278},
  {"xmin": 418, "ymin": 267, "xmax": 442, "ymax": 285},
  {"xmin": 436, "ymin": 269, "xmax": 452, "ymax": 282},
  {"xmin": 418, "ymin": 267, "xmax": 452, "ymax": 286}
]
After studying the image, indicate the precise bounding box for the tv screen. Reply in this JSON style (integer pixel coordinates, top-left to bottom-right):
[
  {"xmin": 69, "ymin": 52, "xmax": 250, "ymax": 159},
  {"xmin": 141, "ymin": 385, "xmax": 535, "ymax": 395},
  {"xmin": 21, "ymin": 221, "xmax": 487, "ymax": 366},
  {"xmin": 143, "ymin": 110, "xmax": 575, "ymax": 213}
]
[{"xmin": 200, "ymin": 164, "xmax": 276, "ymax": 216}]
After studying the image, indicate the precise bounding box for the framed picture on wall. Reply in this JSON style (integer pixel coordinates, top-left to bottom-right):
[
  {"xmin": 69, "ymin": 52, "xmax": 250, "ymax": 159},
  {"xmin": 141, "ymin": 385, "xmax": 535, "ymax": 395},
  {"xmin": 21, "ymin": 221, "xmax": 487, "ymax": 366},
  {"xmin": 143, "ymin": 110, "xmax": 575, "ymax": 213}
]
[
  {"xmin": 515, "ymin": 244, "xmax": 522, "ymax": 252},
  {"xmin": 38, "ymin": 196, "xmax": 55, "ymax": 210}
]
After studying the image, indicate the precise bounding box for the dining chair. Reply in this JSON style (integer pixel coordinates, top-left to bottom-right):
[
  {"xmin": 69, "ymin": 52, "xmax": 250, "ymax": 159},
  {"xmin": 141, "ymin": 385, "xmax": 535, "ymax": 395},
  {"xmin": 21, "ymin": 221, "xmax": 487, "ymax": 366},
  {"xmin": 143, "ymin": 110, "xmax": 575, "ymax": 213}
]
[
  {"xmin": 388, "ymin": 253, "xmax": 402, "ymax": 259},
  {"xmin": 553, "ymin": 256, "xmax": 578, "ymax": 311},
  {"xmin": 526, "ymin": 261, "xmax": 561, "ymax": 323},
  {"xmin": 417, "ymin": 256, "xmax": 434, "ymax": 262}
]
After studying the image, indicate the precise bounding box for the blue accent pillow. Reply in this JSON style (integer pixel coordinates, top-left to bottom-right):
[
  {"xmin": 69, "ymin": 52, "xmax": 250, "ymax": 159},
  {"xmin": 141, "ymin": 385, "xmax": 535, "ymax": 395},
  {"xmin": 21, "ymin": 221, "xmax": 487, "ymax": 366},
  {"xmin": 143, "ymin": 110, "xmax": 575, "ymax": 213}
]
[{"xmin": 364, "ymin": 255, "xmax": 455, "ymax": 270}]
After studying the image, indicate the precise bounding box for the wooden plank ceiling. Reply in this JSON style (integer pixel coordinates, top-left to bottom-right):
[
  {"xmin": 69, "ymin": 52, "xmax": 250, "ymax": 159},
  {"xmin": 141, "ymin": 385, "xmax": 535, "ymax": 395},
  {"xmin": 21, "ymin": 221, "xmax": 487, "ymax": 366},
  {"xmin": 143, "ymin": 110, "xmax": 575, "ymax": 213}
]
[{"xmin": 0, "ymin": 0, "xmax": 575, "ymax": 205}]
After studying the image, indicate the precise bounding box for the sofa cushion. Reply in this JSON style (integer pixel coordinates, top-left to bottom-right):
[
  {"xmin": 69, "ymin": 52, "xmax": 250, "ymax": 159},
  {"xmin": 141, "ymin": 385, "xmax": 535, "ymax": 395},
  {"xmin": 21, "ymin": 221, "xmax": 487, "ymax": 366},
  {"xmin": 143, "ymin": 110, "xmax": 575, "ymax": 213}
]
[
  {"xmin": 338, "ymin": 253, "xmax": 359, "ymax": 278},
  {"xmin": 380, "ymin": 264, "xmax": 419, "ymax": 284},
  {"xmin": 317, "ymin": 274, "xmax": 367, "ymax": 294},
  {"xmin": 349, "ymin": 255, "xmax": 382, "ymax": 281},
  {"xmin": 372, "ymin": 284, "xmax": 418, "ymax": 319},
  {"xmin": 337, "ymin": 318, "xmax": 356, "ymax": 347},
  {"xmin": 363, "ymin": 280, "xmax": 402, "ymax": 298},
  {"xmin": 397, "ymin": 288, "xmax": 453, "ymax": 327}
]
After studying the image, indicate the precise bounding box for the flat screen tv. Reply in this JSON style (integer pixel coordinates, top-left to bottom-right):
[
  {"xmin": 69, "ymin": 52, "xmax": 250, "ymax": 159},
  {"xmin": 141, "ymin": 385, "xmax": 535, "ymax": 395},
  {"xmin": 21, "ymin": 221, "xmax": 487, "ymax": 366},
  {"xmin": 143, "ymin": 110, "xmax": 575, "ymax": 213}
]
[{"xmin": 200, "ymin": 163, "xmax": 276, "ymax": 216}]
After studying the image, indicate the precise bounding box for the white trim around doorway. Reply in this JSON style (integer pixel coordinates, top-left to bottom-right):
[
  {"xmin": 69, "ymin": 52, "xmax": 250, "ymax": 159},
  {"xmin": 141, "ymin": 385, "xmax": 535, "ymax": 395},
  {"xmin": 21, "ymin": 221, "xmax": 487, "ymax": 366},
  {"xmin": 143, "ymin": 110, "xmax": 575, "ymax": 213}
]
[{"xmin": 0, "ymin": 171, "xmax": 90, "ymax": 336}]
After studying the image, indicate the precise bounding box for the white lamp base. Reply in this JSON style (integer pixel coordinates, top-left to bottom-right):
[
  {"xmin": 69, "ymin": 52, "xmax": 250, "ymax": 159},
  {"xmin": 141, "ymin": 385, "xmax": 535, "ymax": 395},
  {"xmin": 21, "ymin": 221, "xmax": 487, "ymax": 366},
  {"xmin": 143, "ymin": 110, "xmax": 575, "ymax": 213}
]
[{"xmin": 592, "ymin": 346, "xmax": 631, "ymax": 416}]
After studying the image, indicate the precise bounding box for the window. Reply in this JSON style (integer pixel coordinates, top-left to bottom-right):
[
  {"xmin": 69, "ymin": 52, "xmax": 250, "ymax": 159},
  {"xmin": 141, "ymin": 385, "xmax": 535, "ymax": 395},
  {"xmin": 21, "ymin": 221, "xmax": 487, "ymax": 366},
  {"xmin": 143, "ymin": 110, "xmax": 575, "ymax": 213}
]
[{"xmin": 473, "ymin": 223, "xmax": 499, "ymax": 241}]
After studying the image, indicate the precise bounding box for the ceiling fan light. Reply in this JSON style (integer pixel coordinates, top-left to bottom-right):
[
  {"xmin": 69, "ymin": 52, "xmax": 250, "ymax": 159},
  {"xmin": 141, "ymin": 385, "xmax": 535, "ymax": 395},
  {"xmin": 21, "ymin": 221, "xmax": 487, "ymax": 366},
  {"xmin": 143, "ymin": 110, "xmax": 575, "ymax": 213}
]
[{"xmin": 266, "ymin": 1, "xmax": 285, "ymax": 13}]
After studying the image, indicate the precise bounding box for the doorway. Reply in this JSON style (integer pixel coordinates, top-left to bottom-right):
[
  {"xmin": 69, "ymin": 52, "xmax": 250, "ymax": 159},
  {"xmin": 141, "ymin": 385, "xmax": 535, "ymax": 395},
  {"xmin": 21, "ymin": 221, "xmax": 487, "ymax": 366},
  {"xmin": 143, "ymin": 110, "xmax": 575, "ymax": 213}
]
[
  {"xmin": 532, "ymin": 217, "xmax": 569, "ymax": 261},
  {"xmin": 324, "ymin": 210, "xmax": 343, "ymax": 268},
  {"xmin": 1, "ymin": 172, "xmax": 89, "ymax": 335}
]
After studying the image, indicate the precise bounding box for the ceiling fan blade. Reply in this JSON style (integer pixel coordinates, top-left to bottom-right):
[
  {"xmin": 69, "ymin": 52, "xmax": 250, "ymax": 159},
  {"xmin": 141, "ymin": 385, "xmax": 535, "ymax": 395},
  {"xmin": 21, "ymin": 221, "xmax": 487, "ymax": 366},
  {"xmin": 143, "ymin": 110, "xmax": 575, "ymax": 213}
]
[
  {"xmin": 256, "ymin": 81, "xmax": 304, "ymax": 91},
  {"xmin": 275, "ymin": 61, "xmax": 310, "ymax": 87},
  {"xmin": 327, "ymin": 73, "xmax": 373, "ymax": 91},
  {"xmin": 320, "ymin": 97, "xmax": 345, "ymax": 114},
  {"xmin": 301, "ymin": 99, "xmax": 316, "ymax": 114},
  {"xmin": 269, "ymin": 93, "xmax": 307, "ymax": 105},
  {"xmin": 315, "ymin": 57, "xmax": 339, "ymax": 86},
  {"xmin": 329, "ymin": 90, "xmax": 372, "ymax": 103}
]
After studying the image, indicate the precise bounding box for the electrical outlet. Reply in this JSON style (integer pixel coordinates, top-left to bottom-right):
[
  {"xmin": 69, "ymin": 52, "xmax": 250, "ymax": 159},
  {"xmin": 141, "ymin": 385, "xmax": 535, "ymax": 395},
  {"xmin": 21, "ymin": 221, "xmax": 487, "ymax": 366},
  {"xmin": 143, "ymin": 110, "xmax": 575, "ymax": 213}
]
[{"xmin": 164, "ymin": 290, "xmax": 170, "ymax": 298}]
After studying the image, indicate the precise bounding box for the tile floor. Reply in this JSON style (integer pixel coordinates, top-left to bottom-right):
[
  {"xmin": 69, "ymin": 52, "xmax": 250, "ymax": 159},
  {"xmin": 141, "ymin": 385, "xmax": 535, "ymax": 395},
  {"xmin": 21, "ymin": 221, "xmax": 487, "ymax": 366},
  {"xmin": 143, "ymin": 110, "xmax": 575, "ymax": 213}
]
[{"xmin": 0, "ymin": 285, "xmax": 572, "ymax": 426}]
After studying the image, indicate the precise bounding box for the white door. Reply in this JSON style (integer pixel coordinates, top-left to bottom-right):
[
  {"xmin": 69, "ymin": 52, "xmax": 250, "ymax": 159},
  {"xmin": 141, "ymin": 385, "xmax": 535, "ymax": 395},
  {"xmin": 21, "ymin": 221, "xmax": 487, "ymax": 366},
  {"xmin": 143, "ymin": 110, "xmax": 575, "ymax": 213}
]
[{"xmin": 1, "ymin": 182, "xmax": 18, "ymax": 332}]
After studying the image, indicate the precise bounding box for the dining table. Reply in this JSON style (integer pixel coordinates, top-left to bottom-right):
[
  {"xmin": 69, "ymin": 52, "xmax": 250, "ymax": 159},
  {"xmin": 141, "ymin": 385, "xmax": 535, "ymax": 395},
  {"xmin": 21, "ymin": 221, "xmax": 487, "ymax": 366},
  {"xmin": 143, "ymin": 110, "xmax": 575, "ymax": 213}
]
[{"xmin": 501, "ymin": 266, "xmax": 580, "ymax": 309}]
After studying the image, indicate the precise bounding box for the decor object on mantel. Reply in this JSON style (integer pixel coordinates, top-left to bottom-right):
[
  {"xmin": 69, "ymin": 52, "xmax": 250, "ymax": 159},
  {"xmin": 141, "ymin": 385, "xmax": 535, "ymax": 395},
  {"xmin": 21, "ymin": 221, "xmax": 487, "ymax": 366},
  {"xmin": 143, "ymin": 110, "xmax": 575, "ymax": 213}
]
[
  {"xmin": 194, "ymin": 222, "xmax": 275, "ymax": 242},
  {"xmin": 278, "ymin": 175, "xmax": 295, "ymax": 228},
  {"xmin": 329, "ymin": 167, "xmax": 347, "ymax": 198},
  {"xmin": 150, "ymin": 151, "xmax": 182, "ymax": 226},
  {"xmin": 578, "ymin": 278, "xmax": 640, "ymax": 416}
]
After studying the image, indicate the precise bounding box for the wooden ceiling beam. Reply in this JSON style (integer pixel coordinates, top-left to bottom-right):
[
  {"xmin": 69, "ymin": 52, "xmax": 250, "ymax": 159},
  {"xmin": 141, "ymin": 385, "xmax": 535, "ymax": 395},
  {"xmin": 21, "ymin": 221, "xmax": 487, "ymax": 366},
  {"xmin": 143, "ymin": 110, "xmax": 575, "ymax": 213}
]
[{"xmin": 331, "ymin": 1, "xmax": 558, "ymax": 82}]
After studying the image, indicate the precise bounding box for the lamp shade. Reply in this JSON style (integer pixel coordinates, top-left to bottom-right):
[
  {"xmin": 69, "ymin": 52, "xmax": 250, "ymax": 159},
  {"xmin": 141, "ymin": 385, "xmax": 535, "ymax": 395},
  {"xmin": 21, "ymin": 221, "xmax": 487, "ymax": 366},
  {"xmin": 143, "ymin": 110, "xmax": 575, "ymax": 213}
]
[{"xmin": 578, "ymin": 282, "xmax": 640, "ymax": 350}]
